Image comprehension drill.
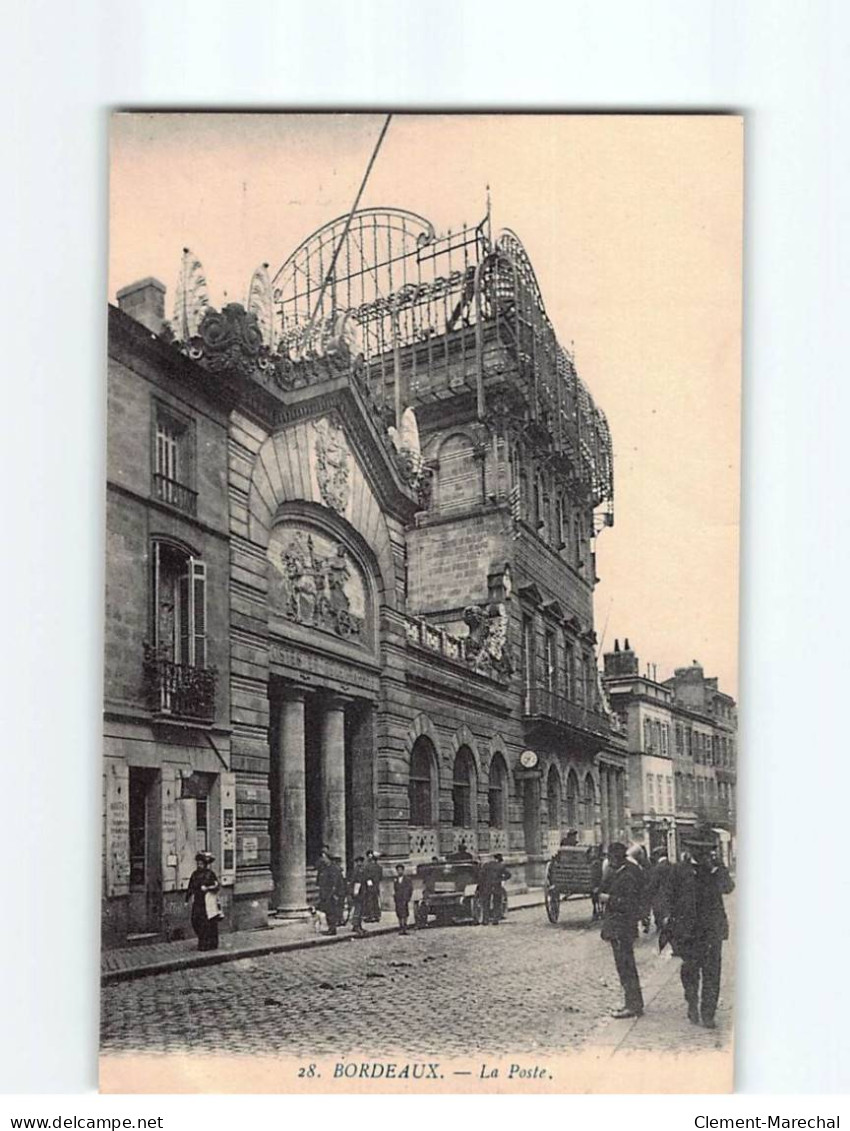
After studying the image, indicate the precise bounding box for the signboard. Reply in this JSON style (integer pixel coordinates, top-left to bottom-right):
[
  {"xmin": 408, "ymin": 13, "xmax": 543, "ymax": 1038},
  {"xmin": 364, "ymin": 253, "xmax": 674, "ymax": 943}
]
[
  {"xmin": 241, "ymin": 836, "xmax": 258, "ymax": 863},
  {"xmin": 220, "ymin": 772, "xmax": 237, "ymax": 884},
  {"xmin": 104, "ymin": 760, "xmax": 130, "ymax": 897}
]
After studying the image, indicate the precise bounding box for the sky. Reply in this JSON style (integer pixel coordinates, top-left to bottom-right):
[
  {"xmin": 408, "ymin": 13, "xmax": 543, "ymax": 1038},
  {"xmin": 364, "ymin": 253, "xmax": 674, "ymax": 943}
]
[{"xmin": 109, "ymin": 112, "xmax": 742, "ymax": 696}]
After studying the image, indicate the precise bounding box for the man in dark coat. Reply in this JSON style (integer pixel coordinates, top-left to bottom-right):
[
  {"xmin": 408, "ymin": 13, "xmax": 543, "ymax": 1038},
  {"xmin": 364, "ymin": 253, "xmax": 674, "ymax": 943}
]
[
  {"xmin": 477, "ymin": 853, "xmax": 511, "ymax": 925},
  {"xmin": 646, "ymin": 846, "xmax": 675, "ymax": 932},
  {"xmin": 349, "ymin": 855, "xmax": 367, "ymax": 936},
  {"xmin": 666, "ymin": 832, "xmax": 734, "ymax": 1029},
  {"xmin": 600, "ymin": 842, "xmax": 645, "ymax": 1018},
  {"xmin": 363, "ymin": 849, "xmax": 383, "ymax": 922},
  {"xmin": 318, "ymin": 854, "xmax": 346, "ymax": 935},
  {"xmin": 393, "ymin": 863, "xmax": 413, "ymax": 934}
]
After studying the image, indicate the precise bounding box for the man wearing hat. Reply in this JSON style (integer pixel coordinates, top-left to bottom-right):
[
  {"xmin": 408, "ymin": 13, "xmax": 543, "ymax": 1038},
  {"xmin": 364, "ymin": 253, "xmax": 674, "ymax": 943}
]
[
  {"xmin": 317, "ymin": 853, "xmax": 346, "ymax": 935},
  {"xmin": 599, "ymin": 842, "xmax": 645, "ymax": 1018},
  {"xmin": 665, "ymin": 827, "xmax": 735, "ymax": 1029},
  {"xmin": 185, "ymin": 851, "xmax": 221, "ymax": 951}
]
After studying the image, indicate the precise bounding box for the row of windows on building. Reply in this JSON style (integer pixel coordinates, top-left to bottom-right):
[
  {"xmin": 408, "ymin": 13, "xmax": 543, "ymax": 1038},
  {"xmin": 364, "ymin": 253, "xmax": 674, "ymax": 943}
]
[
  {"xmin": 510, "ymin": 446, "xmax": 591, "ymax": 569},
  {"xmin": 673, "ymin": 772, "xmax": 735, "ymax": 814},
  {"xmin": 674, "ymin": 722, "xmax": 736, "ymax": 767},
  {"xmin": 521, "ymin": 616, "xmax": 598, "ymax": 711},
  {"xmin": 645, "ymin": 771, "xmax": 674, "ymax": 814},
  {"xmin": 408, "ymin": 738, "xmax": 599, "ymax": 831}
]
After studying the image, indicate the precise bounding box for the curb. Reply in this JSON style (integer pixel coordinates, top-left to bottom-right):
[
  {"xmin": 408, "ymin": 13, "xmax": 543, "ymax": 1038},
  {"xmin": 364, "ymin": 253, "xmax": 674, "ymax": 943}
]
[{"xmin": 102, "ymin": 894, "xmax": 547, "ymax": 985}]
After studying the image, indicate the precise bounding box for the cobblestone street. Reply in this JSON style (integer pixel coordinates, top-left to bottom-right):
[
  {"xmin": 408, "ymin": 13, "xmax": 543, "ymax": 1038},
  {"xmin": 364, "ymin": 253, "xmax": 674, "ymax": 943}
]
[{"xmin": 101, "ymin": 901, "xmax": 734, "ymax": 1061}]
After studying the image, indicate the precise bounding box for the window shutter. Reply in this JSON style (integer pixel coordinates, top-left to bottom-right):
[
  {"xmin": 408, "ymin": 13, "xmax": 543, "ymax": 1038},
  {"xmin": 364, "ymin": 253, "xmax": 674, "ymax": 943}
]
[
  {"xmin": 192, "ymin": 559, "xmax": 207, "ymax": 669},
  {"xmin": 178, "ymin": 569, "xmax": 191, "ymax": 665},
  {"xmin": 151, "ymin": 542, "xmax": 161, "ymax": 650}
]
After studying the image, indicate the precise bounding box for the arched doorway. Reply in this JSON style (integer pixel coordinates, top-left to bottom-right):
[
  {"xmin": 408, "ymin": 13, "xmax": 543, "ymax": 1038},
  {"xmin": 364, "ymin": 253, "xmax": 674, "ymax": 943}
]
[
  {"xmin": 452, "ymin": 746, "xmax": 477, "ymax": 855},
  {"xmin": 408, "ymin": 735, "xmax": 439, "ymax": 859},
  {"xmin": 488, "ymin": 753, "xmax": 508, "ymax": 852},
  {"xmin": 583, "ymin": 773, "xmax": 597, "ymax": 841},
  {"xmin": 566, "ymin": 769, "xmax": 580, "ymax": 831}
]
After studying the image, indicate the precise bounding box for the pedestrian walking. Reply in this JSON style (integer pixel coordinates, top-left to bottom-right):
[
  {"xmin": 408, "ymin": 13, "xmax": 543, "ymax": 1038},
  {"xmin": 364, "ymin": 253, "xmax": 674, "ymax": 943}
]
[
  {"xmin": 599, "ymin": 842, "xmax": 645, "ymax": 1019},
  {"xmin": 318, "ymin": 853, "xmax": 346, "ymax": 935},
  {"xmin": 664, "ymin": 828, "xmax": 735, "ymax": 1029},
  {"xmin": 185, "ymin": 851, "xmax": 222, "ymax": 952},
  {"xmin": 393, "ymin": 863, "xmax": 413, "ymax": 934},
  {"xmin": 627, "ymin": 843, "xmax": 652, "ymax": 933},
  {"xmin": 588, "ymin": 845, "xmax": 604, "ymax": 920},
  {"xmin": 363, "ymin": 849, "xmax": 383, "ymax": 923},
  {"xmin": 349, "ymin": 855, "xmax": 367, "ymax": 936},
  {"xmin": 477, "ymin": 852, "xmax": 511, "ymax": 925}
]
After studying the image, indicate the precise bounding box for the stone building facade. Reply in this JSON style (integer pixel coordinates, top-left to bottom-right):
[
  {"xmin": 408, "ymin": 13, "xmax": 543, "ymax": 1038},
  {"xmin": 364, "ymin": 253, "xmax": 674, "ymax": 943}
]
[
  {"xmin": 102, "ymin": 211, "xmax": 629, "ymax": 944},
  {"xmin": 602, "ymin": 640, "xmax": 737, "ymax": 862}
]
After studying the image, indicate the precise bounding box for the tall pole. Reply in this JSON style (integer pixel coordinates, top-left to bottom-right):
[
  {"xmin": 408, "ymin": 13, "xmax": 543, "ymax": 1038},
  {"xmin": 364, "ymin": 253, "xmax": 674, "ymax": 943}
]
[{"xmin": 304, "ymin": 114, "xmax": 393, "ymax": 338}]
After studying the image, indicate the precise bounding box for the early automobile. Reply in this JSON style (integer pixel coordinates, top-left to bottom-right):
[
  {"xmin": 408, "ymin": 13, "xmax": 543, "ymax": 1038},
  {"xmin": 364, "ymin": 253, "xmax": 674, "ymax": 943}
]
[
  {"xmin": 544, "ymin": 845, "xmax": 598, "ymax": 922},
  {"xmin": 413, "ymin": 859, "xmax": 504, "ymax": 928}
]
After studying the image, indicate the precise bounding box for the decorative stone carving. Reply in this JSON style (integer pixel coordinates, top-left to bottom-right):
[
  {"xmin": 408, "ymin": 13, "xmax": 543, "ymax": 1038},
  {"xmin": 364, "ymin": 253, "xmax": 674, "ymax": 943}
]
[
  {"xmin": 188, "ymin": 303, "xmax": 270, "ymax": 377},
  {"xmin": 463, "ymin": 601, "xmax": 513, "ymax": 677},
  {"xmin": 312, "ymin": 417, "xmax": 351, "ymax": 514},
  {"xmin": 171, "ymin": 248, "xmax": 210, "ymax": 341},
  {"xmin": 408, "ymin": 827, "xmax": 439, "ymax": 861},
  {"xmin": 246, "ymin": 263, "xmax": 278, "ymax": 351},
  {"xmin": 268, "ymin": 525, "xmax": 365, "ymax": 641},
  {"xmin": 387, "ymin": 406, "xmax": 425, "ymax": 488}
]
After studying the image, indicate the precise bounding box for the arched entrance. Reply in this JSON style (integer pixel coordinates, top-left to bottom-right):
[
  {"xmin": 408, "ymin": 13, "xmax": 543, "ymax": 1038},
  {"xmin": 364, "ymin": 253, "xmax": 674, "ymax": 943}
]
[{"xmin": 547, "ymin": 764, "xmax": 562, "ymax": 853}]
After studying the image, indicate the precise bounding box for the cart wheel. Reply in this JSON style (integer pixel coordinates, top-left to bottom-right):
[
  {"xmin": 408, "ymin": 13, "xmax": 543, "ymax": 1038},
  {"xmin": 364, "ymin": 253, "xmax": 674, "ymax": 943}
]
[
  {"xmin": 471, "ymin": 895, "xmax": 483, "ymax": 925},
  {"xmin": 545, "ymin": 885, "xmax": 561, "ymax": 923},
  {"xmin": 414, "ymin": 901, "xmax": 428, "ymax": 929}
]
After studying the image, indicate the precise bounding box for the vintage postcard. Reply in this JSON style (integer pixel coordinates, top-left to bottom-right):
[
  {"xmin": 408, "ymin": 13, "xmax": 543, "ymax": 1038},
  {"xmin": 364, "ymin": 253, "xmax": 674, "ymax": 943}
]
[{"xmin": 100, "ymin": 112, "xmax": 742, "ymax": 1093}]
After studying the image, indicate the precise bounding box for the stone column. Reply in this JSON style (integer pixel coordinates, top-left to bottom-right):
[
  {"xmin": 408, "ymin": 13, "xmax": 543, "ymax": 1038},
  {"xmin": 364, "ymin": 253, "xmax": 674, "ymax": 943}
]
[
  {"xmin": 599, "ymin": 766, "xmax": 609, "ymax": 845},
  {"xmin": 273, "ymin": 685, "xmax": 309, "ymax": 917},
  {"xmin": 320, "ymin": 694, "xmax": 349, "ymax": 867}
]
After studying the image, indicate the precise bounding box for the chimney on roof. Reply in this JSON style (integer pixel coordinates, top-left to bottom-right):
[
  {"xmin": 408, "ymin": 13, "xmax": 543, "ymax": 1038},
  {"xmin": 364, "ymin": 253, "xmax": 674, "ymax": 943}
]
[
  {"xmin": 603, "ymin": 637, "xmax": 638, "ymax": 678},
  {"xmin": 624, "ymin": 638, "xmax": 630, "ymax": 651},
  {"xmin": 116, "ymin": 277, "xmax": 166, "ymax": 334}
]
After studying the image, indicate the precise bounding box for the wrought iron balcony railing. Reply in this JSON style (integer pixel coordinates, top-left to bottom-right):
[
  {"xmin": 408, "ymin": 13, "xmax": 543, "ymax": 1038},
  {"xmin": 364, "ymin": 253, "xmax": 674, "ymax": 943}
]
[
  {"xmin": 152, "ymin": 473, "xmax": 198, "ymax": 516},
  {"xmin": 523, "ymin": 683, "xmax": 611, "ymax": 738},
  {"xmin": 143, "ymin": 645, "xmax": 217, "ymax": 722}
]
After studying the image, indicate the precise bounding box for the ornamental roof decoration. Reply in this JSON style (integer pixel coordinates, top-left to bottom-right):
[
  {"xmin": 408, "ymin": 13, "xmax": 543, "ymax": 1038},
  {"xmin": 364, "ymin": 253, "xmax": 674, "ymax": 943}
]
[
  {"xmin": 172, "ymin": 248, "xmax": 210, "ymax": 341},
  {"xmin": 157, "ymin": 206, "xmax": 613, "ymax": 517},
  {"xmin": 246, "ymin": 262, "xmax": 277, "ymax": 352}
]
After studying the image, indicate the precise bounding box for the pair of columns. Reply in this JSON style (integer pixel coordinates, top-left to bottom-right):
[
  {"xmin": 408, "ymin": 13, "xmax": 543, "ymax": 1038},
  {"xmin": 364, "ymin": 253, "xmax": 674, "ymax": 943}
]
[{"xmin": 272, "ymin": 686, "xmax": 348, "ymax": 916}]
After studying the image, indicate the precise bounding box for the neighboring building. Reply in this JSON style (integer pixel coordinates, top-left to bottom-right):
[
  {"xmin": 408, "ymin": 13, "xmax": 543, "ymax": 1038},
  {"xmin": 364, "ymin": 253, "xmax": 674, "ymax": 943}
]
[
  {"xmin": 103, "ymin": 282, "xmax": 236, "ymax": 947},
  {"xmin": 603, "ymin": 641, "xmax": 737, "ymax": 862},
  {"xmin": 103, "ymin": 210, "xmax": 626, "ymax": 944}
]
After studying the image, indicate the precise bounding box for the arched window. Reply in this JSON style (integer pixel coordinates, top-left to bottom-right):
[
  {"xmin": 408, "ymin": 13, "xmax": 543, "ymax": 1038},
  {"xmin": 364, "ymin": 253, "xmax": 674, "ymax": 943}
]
[
  {"xmin": 409, "ymin": 737, "xmax": 436, "ymax": 827},
  {"xmin": 547, "ymin": 765, "xmax": 562, "ymax": 833},
  {"xmin": 583, "ymin": 774, "xmax": 596, "ymax": 830},
  {"xmin": 488, "ymin": 753, "xmax": 508, "ymax": 829},
  {"xmin": 452, "ymin": 746, "xmax": 476, "ymax": 828},
  {"xmin": 566, "ymin": 770, "xmax": 580, "ymax": 828}
]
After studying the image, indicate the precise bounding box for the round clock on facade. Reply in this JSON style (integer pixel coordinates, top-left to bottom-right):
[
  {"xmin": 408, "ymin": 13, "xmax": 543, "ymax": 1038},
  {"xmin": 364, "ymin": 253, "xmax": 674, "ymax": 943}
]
[{"xmin": 519, "ymin": 749, "xmax": 539, "ymax": 769}]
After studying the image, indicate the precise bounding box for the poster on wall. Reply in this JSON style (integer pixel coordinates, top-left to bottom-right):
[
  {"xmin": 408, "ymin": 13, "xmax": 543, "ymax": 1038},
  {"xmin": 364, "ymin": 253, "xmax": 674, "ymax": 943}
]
[{"xmin": 101, "ymin": 112, "xmax": 742, "ymax": 1095}]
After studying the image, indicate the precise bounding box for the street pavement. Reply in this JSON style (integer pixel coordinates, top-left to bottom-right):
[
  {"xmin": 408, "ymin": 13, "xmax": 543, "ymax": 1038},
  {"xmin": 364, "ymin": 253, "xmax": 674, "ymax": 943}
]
[{"xmin": 101, "ymin": 900, "xmax": 734, "ymax": 1061}]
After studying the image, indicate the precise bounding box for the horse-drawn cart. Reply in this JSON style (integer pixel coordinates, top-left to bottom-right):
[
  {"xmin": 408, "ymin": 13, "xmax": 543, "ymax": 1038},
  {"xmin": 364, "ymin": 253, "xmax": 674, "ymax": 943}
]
[{"xmin": 544, "ymin": 845, "xmax": 599, "ymax": 922}]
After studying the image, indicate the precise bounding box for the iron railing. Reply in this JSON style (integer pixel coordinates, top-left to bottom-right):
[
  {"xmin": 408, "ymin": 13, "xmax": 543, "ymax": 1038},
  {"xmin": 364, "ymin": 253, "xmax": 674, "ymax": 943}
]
[
  {"xmin": 523, "ymin": 684, "xmax": 611, "ymax": 738},
  {"xmin": 152, "ymin": 473, "xmax": 197, "ymax": 516},
  {"xmin": 143, "ymin": 645, "xmax": 216, "ymax": 722}
]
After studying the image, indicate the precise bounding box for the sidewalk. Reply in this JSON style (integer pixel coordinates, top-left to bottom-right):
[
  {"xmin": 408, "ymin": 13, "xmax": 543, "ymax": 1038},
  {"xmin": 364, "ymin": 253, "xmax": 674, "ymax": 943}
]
[{"xmin": 101, "ymin": 888, "xmax": 546, "ymax": 984}]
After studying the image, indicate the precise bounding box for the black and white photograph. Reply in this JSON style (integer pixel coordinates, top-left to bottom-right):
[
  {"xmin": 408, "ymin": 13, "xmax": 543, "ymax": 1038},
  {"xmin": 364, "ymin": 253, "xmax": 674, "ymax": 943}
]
[{"xmin": 98, "ymin": 112, "xmax": 742, "ymax": 1093}]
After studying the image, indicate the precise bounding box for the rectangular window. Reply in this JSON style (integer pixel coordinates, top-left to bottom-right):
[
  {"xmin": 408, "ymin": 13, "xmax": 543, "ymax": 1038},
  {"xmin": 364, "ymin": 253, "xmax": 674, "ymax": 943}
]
[
  {"xmin": 153, "ymin": 404, "xmax": 196, "ymax": 515},
  {"xmin": 522, "ymin": 615, "xmax": 534, "ymax": 709},
  {"xmin": 545, "ymin": 630, "xmax": 556, "ymax": 695},
  {"xmin": 564, "ymin": 640, "xmax": 574, "ymax": 700},
  {"xmin": 152, "ymin": 544, "xmax": 207, "ymax": 669}
]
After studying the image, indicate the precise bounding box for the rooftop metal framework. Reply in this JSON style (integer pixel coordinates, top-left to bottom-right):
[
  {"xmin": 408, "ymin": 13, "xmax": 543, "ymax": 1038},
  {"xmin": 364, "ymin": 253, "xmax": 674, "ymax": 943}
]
[{"xmin": 269, "ymin": 208, "xmax": 613, "ymax": 514}]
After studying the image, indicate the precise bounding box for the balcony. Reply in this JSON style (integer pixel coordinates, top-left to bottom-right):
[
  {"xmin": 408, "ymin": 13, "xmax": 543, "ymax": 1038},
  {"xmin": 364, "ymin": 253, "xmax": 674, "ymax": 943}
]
[
  {"xmin": 523, "ymin": 683, "xmax": 611, "ymax": 741},
  {"xmin": 143, "ymin": 645, "xmax": 217, "ymax": 722},
  {"xmin": 152, "ymin": 473, "xmax": 197, "ymax": 517}
]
